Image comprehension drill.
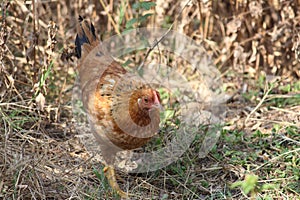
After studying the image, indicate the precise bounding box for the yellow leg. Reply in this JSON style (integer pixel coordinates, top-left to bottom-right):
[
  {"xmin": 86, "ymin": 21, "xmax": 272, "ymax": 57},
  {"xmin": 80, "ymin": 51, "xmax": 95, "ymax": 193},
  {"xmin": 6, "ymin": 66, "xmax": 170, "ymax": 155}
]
[{"xmin": 103, "ymin": 165, "xmax": 130, "ymax": 199}]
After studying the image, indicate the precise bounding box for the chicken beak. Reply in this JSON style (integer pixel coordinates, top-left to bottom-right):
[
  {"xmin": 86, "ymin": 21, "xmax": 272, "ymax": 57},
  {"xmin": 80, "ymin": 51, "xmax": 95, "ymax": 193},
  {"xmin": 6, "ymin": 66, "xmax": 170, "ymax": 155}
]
[{"xmin": 152, "ymin": 103, "xmax": 164, "ymax": 111}]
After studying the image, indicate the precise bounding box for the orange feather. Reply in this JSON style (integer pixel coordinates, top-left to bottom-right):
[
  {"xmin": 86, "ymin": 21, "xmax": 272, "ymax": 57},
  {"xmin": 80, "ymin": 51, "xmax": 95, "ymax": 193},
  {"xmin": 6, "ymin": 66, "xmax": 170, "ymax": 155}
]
[{"xmin": 75, "ymin": 16, "xmax": 162, "ymax": 165}]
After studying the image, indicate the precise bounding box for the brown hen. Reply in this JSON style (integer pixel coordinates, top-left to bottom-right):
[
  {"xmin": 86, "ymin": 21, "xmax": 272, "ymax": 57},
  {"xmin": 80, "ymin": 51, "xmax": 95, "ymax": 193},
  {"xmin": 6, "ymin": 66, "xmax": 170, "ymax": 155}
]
[{"xmin": 75, "ymin": 16, "xmax": 162, "ymax": 198}]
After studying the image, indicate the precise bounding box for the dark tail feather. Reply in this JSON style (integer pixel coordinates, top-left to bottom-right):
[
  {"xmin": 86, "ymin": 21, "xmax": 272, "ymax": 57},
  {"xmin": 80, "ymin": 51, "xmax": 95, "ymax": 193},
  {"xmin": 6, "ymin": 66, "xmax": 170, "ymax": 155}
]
[{"xmin": 75, "ymin": 16, "xmax": 97, "ymax": 58}]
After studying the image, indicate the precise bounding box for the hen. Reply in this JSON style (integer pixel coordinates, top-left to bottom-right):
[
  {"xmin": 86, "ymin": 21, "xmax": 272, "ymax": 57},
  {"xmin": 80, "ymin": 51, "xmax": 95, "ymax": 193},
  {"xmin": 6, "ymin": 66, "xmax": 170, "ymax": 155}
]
[{"xmin": 75, "ymin": 16, "xmax": 162, "ymax": 198}]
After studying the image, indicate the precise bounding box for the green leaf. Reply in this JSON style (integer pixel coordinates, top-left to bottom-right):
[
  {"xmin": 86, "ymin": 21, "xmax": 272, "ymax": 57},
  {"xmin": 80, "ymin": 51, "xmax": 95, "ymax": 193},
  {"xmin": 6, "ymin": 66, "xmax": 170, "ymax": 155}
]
[
  {"xmin": 231, "ymin": 174, "xmax": 258, "ymax": 195},
  {"xmin": 125, "ymin": 14, "xmax": 153, "ymax": 29},
  {"xmin": 132, "ymin": 2, "xmax": 140, "ymax": 10},
  {"xmin": 140, "ymin": 2, "xmax": 156, "ymax": 10},
  {"xmin": 261, "ymin": 183, "xmax": 278, "ymax": 190},
  {"xmin": 40, "ymin": 61, "xmax": 54, "ymax": 87},
  {"xmin": 279, "ymin": 84, "xmax": 291, "ymax": 93},
  {"xmin": 125, "ymin": 18, "xmax": 138, "ymax": 28},
  {"xmin": 93, "ymin": 167, "xmax": 109, "ymax": 190},
  {"xmin": 132, "ymin": 2, "xmax": 156, "ymax": 10},
  {"xmin": 35, "ymin": 60, "xmax": 54, "ymax": 96},
  {"xmin": 242, "ymin": 174, "xmax": 258, "ymax": 194},
  {"xmin": 231, "ymin": 181, "xmax": 243, "ymax": 188},
  {"xmin": 139, "ymin": 13, "xmax": 153, "ymax": 23},
  {"xmin": 164, "ymin": 109, "xmax": 175, "ymax": 119},
  {"xmin": 93, "ymin": 168, "xmax": 103, "ymax": 181},
  {"xmin": 293, "ymin": 81, "xmax": 300, "ymax": 91},
  {"xmin": 122, "ymin": 59, "xmax": 133, "ymax": 67},
  {"xmin": 161, "ymin": 194, "xmax": 169, "ymax": 200},
  {"xmin": 118, "ymin": 0, "xmax": 127, "ymax": 26}
]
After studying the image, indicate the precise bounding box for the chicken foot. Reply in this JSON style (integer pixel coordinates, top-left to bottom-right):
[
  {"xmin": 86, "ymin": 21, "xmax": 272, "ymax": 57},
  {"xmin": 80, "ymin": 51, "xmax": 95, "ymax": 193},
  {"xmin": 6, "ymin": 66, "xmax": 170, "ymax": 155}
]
[{"xmin": 103, "ymin": 165, "xmax": 130, "ymax": 199}]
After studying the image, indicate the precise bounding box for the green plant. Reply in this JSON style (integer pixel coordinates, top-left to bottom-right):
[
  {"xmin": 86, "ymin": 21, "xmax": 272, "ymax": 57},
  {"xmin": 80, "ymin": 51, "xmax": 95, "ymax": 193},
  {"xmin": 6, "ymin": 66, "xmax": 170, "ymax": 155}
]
[
  {"xmin": 231, "ymin": 174, "xmax": 278, "ymax": 197},
  {"xmin": 125, "ymin": 1, "xmax": 156, "ymax": 30}
]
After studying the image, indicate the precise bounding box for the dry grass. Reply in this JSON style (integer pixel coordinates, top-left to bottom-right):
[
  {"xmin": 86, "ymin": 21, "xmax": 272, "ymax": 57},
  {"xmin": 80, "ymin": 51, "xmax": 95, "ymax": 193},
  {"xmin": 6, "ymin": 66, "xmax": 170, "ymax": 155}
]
[{"xmin": 0, "ymin": 0, "xmax": 299, "ymax": 199}]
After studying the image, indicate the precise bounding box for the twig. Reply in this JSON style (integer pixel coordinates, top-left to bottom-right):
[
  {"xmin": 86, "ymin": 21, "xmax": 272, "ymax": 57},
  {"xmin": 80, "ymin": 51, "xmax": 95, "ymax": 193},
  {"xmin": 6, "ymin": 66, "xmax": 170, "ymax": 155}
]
[
  {"xmin": 278, "ymin": 134, "xmax": 300, "ymax": 145},
  {"xmin": 164, "ymin": 170, "xmax": 202, "ymax": 199},
  {"xmin": 246, "ymin": 118, "xmax": 299, "ymax": 127},
  {"xmin": 253, "ymin": 148, "xmax": 300, "ymax": 171},
  {"xmin": 137, "ymin": 0, "xmax": 193, "ymax": 71},
  {"xmin": 99, "ymin": 0, "xmax": 120, "ymax": 35},
  {"xmin": 245, "ymin": 83, "xmax": 273, "ymax": 124},
  {"xmin": 32, "ymin": 0, "xmax": 37, "ymax": 82},
  {"xmin": 270, "ymin": 106, "xmax": 300, "ymax": 115}
]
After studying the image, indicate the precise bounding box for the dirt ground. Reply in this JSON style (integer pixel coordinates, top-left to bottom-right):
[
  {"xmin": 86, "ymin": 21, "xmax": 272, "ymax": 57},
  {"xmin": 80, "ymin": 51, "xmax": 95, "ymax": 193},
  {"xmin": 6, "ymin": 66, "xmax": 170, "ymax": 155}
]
[{"xmin": 0, "ymin": 0, "xmax": 299, "ymax": 199}]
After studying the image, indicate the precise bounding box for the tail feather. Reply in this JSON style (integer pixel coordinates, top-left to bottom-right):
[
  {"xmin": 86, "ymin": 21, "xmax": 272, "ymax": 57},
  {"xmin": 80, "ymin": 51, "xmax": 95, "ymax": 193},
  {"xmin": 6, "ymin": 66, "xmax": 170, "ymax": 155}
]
[{"xmin": 75, "ymin": 16, "xmax": 98, "ymax": 58}]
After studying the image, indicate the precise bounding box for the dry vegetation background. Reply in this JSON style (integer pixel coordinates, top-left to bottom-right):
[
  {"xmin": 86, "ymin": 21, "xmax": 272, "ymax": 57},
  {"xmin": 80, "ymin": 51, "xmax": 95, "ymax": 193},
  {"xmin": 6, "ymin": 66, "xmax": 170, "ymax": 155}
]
[{"xmin": 0, "ymin": 0, "xmax": 300, "ymax": 199}]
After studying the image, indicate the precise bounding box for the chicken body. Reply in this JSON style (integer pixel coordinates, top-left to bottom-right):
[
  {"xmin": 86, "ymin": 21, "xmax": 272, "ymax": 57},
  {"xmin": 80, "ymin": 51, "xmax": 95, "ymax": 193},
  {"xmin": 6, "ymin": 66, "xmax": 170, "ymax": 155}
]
[{"xmin": 75, "ymin": 16, "xmax": 161, "ymax": 198}]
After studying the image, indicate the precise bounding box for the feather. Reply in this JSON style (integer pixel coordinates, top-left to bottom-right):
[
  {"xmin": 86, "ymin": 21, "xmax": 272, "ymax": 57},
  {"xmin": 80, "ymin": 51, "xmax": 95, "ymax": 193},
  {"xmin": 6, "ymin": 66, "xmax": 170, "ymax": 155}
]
[{"xmin": 75, "ymin": 17, "xmax": 162, "ymax": 164}]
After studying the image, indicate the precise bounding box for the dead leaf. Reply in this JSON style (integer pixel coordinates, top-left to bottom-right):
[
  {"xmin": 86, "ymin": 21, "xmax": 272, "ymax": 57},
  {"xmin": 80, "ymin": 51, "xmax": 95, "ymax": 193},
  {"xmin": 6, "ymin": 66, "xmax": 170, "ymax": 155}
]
[
  {"xmin": 249, "ymin": 1, "xmax": 263, "ymax": 18},
  {"xmin": 226, "ymin": 18, "xmax": 241, "ymax": 35},
  {"xmin": 35, "ymin": 92, "xmax": 46, "ymax": 111}
]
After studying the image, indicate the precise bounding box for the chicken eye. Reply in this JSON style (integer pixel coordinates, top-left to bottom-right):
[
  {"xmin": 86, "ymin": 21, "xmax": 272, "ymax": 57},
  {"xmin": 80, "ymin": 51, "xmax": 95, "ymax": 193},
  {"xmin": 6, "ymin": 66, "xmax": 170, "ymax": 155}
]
[{"xmin": 143, "ymin": 97, "xmax": 149, "ymax": 104}]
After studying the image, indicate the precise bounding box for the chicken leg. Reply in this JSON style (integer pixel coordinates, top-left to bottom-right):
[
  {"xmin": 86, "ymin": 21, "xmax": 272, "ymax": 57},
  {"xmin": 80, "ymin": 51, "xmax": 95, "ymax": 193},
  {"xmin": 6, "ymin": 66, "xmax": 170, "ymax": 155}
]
[{"xmin": 103, "ymin": 165, "xmax": 130, "ymax": 199}]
